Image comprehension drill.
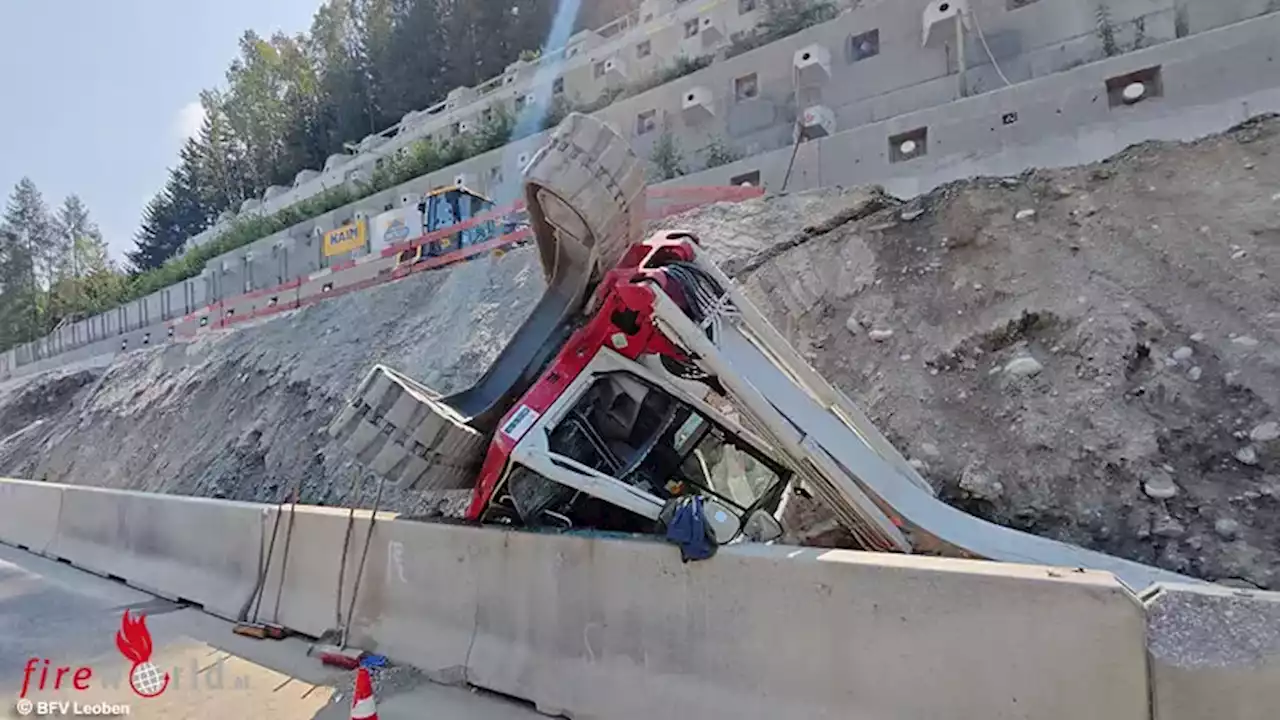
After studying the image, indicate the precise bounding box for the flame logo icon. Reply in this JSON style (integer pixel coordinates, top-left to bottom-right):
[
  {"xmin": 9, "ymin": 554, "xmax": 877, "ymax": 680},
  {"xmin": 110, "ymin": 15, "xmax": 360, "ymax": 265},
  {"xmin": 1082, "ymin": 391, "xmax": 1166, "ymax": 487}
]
[{"xmin": 115, "ymin": 610, "xmax": 170, "ymax": 698}]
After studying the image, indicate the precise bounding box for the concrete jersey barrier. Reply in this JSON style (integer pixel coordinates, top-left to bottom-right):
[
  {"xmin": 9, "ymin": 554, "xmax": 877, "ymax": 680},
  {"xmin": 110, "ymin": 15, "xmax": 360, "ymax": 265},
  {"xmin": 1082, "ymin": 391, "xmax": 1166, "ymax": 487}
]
[
  {"xmin": 3, "ymin": 478, "xmax": 1280, "ymax": 720},
  {"xmin": 333, "ymin": 515, "xmax": 1153, "ymax": 720},
  {"xmin": 0, "ymin": 478, "xmax": 63, "ymax": 554},
  {"xmin": 42, "ymin": 484, "xmax": 270, "ymax": 622},
  {"xmin": 339, "ymin": 515, "xmax": 488, "ymax": 685},
  {"xmin": 253, "ymin": 504, "xmax": 389, "ymax": 640},
  {"xmin": 460, "ymin": 536, "xmax": 1150, "ymax": 720},
  {"xmin": 1146, "ymin": 582, "xmax": 1280, "ymax": 720}
]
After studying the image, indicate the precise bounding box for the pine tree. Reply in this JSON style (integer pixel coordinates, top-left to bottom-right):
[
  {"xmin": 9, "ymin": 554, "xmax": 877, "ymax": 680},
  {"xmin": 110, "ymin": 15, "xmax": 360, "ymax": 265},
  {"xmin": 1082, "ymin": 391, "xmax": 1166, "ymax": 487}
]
[
  {"xmin": 55, "ymin": 196, "xmax": 107, "ymax": 275},
  {"xmin": 2, "ymin": 179, "xmax": 57, "ymax": 286},
  {"xmin": 309, "ymin": 0, "xmax": 379, "ymax": 153},
  {"xmin": 48, "ymin": 196, "xmax": 120, "ymax": 323},
  {"xmin": 129, "ymin": 140, "xmax": 217, "ymax": 272},
  {"xmin": 378, "ymin": 0, "xmax": 449, "ymax": 122},
  {"xmin": 193, "ymin": 91, "xmax": 253, "ymax": 214},
  {"xmin": 130, "ymin": 187, "xmax": 190, "ymax": 272},
  {"xmin": 0, "ymin": 179, "xmax": 54, "ymax": 344}
]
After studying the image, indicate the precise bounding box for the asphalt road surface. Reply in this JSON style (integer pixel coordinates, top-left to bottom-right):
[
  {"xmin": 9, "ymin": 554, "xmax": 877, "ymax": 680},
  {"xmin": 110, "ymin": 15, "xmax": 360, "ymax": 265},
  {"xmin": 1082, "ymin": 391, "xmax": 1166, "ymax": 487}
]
[{"xmin": 0, "ymin": 543, "xmax": 539, "ymax": 719}]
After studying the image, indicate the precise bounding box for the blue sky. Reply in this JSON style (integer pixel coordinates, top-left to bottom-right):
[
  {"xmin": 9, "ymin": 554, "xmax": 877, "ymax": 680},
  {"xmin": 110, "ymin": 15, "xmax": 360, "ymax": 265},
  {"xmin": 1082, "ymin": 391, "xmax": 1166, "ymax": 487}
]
[{"xmin": 0, "ymin": 0, "xmax": 322, "ymax": 261}]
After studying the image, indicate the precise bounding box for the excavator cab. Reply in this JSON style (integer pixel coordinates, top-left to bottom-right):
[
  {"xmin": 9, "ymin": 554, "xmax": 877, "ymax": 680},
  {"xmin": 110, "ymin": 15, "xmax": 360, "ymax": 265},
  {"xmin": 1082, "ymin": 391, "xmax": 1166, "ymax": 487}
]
[
  {"xmin": 394, "ymin": 186, "xmax": 528, "ymax": 267},
  {"xmin": 397, "ymin": 185, "xmax": 505, "ymax": 262},
  {"xmin": 485, "ymin": 359, "xmax": 790, "ymax": 543}
]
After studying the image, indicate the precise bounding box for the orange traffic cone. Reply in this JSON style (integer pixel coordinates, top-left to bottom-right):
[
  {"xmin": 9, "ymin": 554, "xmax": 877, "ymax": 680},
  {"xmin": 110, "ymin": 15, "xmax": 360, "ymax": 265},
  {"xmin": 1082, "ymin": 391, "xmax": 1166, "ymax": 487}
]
[{"xmin": 351, "ymin": 666, "xmax": 378, "ymax": 720}]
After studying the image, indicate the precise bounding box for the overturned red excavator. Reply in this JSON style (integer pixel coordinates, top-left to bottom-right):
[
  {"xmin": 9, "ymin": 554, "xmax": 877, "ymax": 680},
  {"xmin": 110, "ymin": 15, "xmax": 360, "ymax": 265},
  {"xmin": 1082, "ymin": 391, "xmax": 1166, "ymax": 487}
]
[{"xmin": 330, "ymin": 113, "xmax": 1192, "ymax": 592}]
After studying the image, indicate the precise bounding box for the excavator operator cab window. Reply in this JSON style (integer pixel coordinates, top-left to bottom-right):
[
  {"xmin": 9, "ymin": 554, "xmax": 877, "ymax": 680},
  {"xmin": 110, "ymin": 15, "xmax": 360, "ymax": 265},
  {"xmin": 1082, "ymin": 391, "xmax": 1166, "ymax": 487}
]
[
  {"xmin": 419, "ymin": 189, "xmax": 498, "ymax": 259},
  {"xmin": 424, "ymin": 192, "xmax": 459, "ymax": 257},
  {"xmin": 527, "ymin": 370, "xmax": 789, "ymax": 537},
  {"xmin": 670, "ymin": 413, "xmax": 781, "ymax": 511}
]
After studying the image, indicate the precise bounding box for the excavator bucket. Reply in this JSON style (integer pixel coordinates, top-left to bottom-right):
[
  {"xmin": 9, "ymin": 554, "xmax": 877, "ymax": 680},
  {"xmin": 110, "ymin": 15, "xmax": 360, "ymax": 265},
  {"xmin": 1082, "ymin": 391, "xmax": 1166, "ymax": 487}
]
[{"xmin": 329, "ymin": 113, "xmax": 646, "ymax": 490}]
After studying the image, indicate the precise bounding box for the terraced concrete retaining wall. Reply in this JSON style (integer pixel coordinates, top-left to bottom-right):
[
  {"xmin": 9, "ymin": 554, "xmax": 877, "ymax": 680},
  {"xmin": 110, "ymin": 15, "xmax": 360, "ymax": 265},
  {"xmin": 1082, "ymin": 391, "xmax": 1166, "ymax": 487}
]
[
  {"xmin": 675, "ymin": 11, "xmax": 1280, "ymax": 199},
  {"xmin": 1, "ymin": 478, "xmax": 1275, "ymax": 720}
]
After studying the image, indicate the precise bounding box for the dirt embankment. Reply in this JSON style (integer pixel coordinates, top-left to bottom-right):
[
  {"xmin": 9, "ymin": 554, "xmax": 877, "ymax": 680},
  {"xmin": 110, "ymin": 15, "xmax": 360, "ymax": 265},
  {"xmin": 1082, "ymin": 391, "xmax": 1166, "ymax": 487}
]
[{"xmin": 1, "ymin": 116, "xmax": 1277, "ymax": 588}]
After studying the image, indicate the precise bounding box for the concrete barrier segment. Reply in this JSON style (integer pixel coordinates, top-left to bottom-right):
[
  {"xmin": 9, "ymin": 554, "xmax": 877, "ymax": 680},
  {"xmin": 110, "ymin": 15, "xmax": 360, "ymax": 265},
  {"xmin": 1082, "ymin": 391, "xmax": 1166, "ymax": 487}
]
[
  {"xmin": 462, "ymin": 535, "xmax": 1150, "ymax": 720},
  {"xmin": 0, "ymin": 477, "xmax": 63, "ymax": 554},
  {"xmin": 342, "ymin": 518, "xmax": 489, "ymax": 685},
  {"xmin": 0, "ymin": 480, "xmax": 1164, "ymax": 720},
  {"xmin": 254, "ymin": 504, "xmax": 394, "ymax": 640},
  {"xmin": 43, "ymin": 484, "xmax": 270, "ymax": 621},
  {"xmin": 1146, "ymin": 582, "xmax": 1280, "ymax": 720}
]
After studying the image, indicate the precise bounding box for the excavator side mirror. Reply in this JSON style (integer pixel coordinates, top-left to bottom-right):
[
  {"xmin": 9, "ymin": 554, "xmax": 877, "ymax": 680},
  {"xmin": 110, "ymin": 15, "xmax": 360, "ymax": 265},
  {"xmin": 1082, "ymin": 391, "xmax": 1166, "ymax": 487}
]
[
  {"xmin": 702, "ymin": 498, "xmax": 741, "ymax": 544},
  {"xmin": 743, "ymin": 510, "xmax": 784, "ymax": 543},
  {"xmin": 703, "ymin": 500, "xmax": 783, "ymax": 545}
]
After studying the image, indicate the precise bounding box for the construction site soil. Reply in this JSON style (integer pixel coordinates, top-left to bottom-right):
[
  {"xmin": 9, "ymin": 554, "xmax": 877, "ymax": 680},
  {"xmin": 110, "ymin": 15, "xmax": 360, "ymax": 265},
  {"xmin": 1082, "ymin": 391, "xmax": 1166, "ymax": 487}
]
[{"xmin": 2, "ymin": 116, "xmax": 1277, "ymax": 589}]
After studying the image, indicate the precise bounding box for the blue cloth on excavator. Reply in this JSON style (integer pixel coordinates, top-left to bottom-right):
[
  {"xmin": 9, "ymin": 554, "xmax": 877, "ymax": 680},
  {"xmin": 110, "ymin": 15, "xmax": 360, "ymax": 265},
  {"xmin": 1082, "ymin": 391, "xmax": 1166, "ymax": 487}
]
[{"xmin": 664, "ymin": 495, "xmax": 716, "ymax": 562}]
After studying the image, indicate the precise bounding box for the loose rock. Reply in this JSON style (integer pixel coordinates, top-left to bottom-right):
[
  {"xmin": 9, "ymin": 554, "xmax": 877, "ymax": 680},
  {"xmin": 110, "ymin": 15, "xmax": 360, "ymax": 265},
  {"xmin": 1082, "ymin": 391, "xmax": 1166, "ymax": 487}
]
[
  {"xmin": 1172, "ymin": 346, "xmax": 1193, "ymax": 361},
  {"xmin": 1231, "ymin": 335, "xmax": 1260, "ymax": 348},
  {"xmin": 1214, "ymin": 518, "xmax": 1241, "ymax": 540},
  {"xmin": 1003, "ymin": 356, "xmax": 1043, "ymax": 377},
  {"xmin": 960, "ymin": 462, "xmax": 1004, "ymax": 501},
  {"xmin": 1153, "ymin": 514, "xmax": 1186, "ymax": 539},
  {"xmin": 1235, "ymin": 446, "xmax": 1259, "ymax": 466},
  {"xmin": 1249, "ymin": 421, "xmax": 1279, "ymax": 443},
  {"xmin": 1014, "ymin": 209, "xmax": 1037, "ymax": 221},
  {"xmin": 1187, "ymin": 366, "xmax": 1202, "ymax": 381},
  {"xmin": 868, "ymin": 329, "xmax": 894, "ymax": 342},
  {"xmin": 1143, "ymin": 475, "xmax": 1181, "ymax": 500}
]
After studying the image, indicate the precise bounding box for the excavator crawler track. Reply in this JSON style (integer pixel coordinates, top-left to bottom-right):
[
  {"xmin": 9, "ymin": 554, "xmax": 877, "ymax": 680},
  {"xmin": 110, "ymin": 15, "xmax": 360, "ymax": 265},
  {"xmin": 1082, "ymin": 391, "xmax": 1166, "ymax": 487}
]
[{"xmin": 329, "ymin": 365, "xmax": 486, "ymax": 490}]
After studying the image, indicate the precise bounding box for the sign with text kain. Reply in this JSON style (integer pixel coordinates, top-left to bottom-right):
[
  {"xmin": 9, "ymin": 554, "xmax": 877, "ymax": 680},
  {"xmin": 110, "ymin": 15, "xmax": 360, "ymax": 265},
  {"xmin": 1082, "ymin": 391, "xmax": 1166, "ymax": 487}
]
[{"xmin": 323, "ymin": 220, "xmax": 368, "ymax": 257}]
